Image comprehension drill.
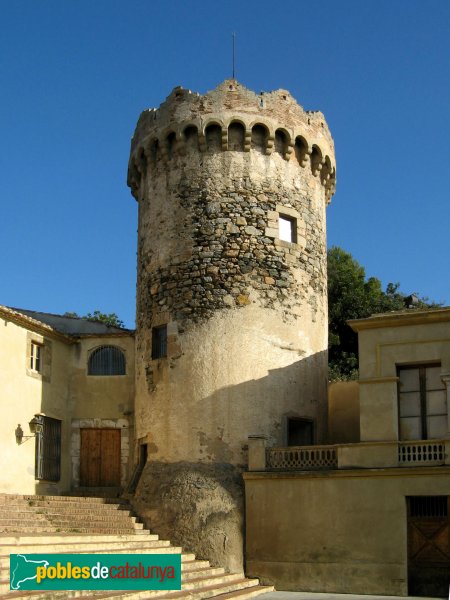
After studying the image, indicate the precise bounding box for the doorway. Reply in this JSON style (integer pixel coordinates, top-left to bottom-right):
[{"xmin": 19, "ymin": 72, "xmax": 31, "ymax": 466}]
[
  {"xmin": 407, "ymin": 495, "xmax": 450, "ymax": 597},
  {"xmin": 80, "ymin": 428, "xmax": 121, "ymax": 487},
  {"xmin": 287, "ymin": 418, "xmax": 314, "ymax": 446}
]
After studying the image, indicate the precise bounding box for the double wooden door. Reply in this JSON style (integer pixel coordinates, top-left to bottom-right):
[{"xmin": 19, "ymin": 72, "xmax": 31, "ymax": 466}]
[{"xmin": 80, "ymin": 428, "xmax": 121, "ymax": 487}]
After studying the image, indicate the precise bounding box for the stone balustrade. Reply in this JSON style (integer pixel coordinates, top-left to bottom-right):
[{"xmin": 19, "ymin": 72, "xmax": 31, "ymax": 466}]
[{"xmin": 247, "ymin": 436, "xmax": 450, "ymax": 471}]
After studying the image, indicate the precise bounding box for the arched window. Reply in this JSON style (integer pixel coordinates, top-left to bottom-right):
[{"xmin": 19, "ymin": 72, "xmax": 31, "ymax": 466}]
[
  {"xmin": 166, "ymin": 132, "xmax": 176, "ymax": 159},
  {"xmin": 183, "ymin": 125, "xmax": 199, "ymax": 151},
  {"xmin": 88, "ymin": 346, "xmax": 126, "ymax": 376},
  {"xmin": 228, "ymin": 122, "xmax": 245, "ymax": 151},
  {"xmin": 205, "ymin": 124, "xmax": 222, "ymax": 151},
  {"xmin": 274, "ymin": 129, "xmax": 288, "ymax": 156},
  {"xmin": 294, "ymin": 136, "xmax": 308, "ymax": 166},
  {"xmin": 251, "ymin": 124, "xmax": 268, "ymax": 153}
]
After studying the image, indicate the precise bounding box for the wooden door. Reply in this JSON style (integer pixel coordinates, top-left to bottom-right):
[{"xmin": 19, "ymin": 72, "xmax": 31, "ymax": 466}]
[
  {"xmin": 80, "ymin": 428, "xmax": 121, "ymax": 487},
  {"xmin": 407, "ymin": 496, "xmax": 450, "ymax": 597}
]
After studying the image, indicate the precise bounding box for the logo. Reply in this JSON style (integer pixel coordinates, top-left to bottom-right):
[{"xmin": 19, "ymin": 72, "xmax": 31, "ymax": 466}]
[{"xmin": 10, "ymin": 554, "xmax": 181, "ymax": 591}]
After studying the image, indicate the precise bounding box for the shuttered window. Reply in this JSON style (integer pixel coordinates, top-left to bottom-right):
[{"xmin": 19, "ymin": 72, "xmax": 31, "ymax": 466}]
[{"xmin": 88, "ymin": 346, "xmax": 126, "ymax": 376}]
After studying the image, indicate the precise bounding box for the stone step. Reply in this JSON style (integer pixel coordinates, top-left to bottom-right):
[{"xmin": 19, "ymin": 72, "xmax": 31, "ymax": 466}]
[
  {"xmin": 1, "ymin": 575, "xmax": 261, "ymax": 600},
  {"xmin": 0, "ymin": 552, "xmax": 195, "ymax": 572},
  {"xmin": 2, "ymin": 533, "xmax": 160, "ymax": 545},
  {"xmin": 0, "ymin": 497, "xmax": 128, "ymax": 507},
  {"xmin": 0, "ymin": 567, "xmax": 226, "ymax": 594},
  {"xmin": 84, "ymin": 575, "xmax": 262, "ymax": 600},
  {"xmin": 180, "ymin": 560, "xmax": 211, "ymax": 572},
  {"xmin": 0, "ymin": 494, "xmax": 127, "ymax": 505},
  {"xmin": 0, "ymin": 506, "xmax": 135, "ymax": 517},
  {"xmin": 1, "ymin": 544, "xmax": 177, "ymax": 562},
  {"xmin": 0, "ymin": 495, "xmax": 268, "ymax": 600},
  {"xmin": 181, "ymin": 567, "xmax": 225, "ymax": 582},
  {"xmin": 212, "ymin": 585, "xmax": 274, "ymax": 600},
  {"xmin": 1, "ymin": 567, "xmax": 239, "ymax": 597},
  {"xmin": 0, "ymin": 516, "xmax": 141, "ymax": 526},
  {"xmin": 1, "ymin": 526, "xmax": 149, "ymax": 535},
  {"xmin": 0, "ymin": 587, "xmax": 273, "ymax": 600}
]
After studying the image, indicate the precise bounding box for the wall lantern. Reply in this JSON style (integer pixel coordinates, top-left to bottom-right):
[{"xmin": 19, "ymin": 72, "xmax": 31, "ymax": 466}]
[
  {"xmin": 29, "ymin": 415, "xmax": 44, "ymax": 434},
  {"xmin": 15, "ymin": 415, "xmax": 44, "ymax": 444}
]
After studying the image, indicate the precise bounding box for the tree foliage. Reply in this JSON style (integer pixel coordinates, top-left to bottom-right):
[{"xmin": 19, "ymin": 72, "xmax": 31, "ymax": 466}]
[
  {"xmin": 327, "ymin": 246, "xmax": 438, "ymax": 381},
  {"xmin": 63, "ymin": 310, "xmax": 125, "ymax": 329}
]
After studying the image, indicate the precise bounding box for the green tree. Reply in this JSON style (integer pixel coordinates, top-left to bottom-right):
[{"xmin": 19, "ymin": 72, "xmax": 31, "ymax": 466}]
[
  {"xmin": 327, "ymin": 247, "xmax": 437, "ymax": 381},
  {"xmin": 84, "ymin": 310, "xmax": 125, "ymax": 328},
  {"xmin": 63, "ymin": 310, "xmax": 125, "ymax": 329}
]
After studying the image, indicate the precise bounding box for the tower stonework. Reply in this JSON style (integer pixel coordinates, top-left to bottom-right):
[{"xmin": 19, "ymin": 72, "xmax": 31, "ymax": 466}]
[{"xmin": 128, "ymin": 80, "xmax": 336, "ymax": 571}]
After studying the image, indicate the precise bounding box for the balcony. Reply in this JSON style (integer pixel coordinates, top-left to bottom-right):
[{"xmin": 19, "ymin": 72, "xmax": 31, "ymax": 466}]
[{"xmin": 247, "ymin": 436, "xmax": 450, "ymax": 471}]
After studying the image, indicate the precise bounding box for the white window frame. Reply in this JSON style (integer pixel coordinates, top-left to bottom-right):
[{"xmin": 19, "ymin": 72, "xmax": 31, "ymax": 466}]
[{"xmin": 30, "ymin": 342, "xmax": 42, "ymax": 373}]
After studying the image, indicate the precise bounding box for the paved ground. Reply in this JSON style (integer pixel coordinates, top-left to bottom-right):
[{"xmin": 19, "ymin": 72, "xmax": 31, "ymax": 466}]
[{"xmin": 263, "ymin": 592, "xmax": 445, "ymax": 600}]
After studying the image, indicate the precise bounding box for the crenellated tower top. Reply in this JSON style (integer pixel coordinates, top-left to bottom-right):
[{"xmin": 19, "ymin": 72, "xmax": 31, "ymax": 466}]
[{"xmin": 128, "ymin": 79, "xmax": 336, "ymax": 203}]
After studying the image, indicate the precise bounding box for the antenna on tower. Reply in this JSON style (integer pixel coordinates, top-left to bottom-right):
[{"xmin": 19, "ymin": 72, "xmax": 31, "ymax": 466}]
[{"xmin": 232, "ymin": 32, "xmax": 236, "ymax": 80}]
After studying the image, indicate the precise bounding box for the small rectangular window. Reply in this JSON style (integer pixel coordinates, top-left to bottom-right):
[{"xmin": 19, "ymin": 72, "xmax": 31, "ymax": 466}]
[
  {"xmin": 152, "ymin": 325, "xmax": 167, "ymax": 359},
  {"xmin": 279, "ymin": 215, "xmax": 297, "ymax": 243},
  {"xmin": 30, "ymin": 342, "xmax": 42, "ymax": 373}
]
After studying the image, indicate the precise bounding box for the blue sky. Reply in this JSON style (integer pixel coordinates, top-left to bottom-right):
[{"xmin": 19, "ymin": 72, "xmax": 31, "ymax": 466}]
[{"xmin": 1, "ymin": 0, "xmax": 449, "ymax": 328}]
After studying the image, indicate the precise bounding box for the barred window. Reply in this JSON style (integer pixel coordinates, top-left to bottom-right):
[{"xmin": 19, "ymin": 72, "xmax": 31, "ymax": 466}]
[
  {"xmin": 35, "ymin": 416, "xmax": 61, "ymax": 482},
  {"xmin": 88, "ymin": 345, "xmax": 126, "ymax": 376},
  {"xmin": 152, "ymin": 325, "xmax": 167, "ymax": 359},
  {"xmin": 408, "ymin": 496, "xmax": 448, "ymax": 518}
]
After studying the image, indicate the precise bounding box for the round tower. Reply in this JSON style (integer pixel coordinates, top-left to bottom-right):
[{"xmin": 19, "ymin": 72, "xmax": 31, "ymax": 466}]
[{"xmin": 128, "ymin": 80, "xmax": 336, "ymax": 570}]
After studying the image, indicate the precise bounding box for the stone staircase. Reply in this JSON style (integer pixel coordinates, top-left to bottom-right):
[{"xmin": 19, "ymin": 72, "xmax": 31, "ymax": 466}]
[{"xmin": 0, "ymin": 494, "xmax": 273, "ymax": 600}]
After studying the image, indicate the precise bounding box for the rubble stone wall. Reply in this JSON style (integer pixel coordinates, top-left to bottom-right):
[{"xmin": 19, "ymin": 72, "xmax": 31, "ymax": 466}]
[{"xmin": 128, "ymin": 79, "xmax": 336, "ymax": 570}]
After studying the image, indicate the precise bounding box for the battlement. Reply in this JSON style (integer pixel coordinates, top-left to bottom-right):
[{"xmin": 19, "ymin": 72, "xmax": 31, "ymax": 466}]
[{"xmin": 128, "ymin": 80, "xmax": 336, "ymax": 203}]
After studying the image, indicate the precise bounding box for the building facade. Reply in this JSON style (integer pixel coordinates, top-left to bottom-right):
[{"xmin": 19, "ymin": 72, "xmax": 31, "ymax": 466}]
[
  {"xmin": 0, "ymin": 306, "xmax": 135, "ymax": 496},
  {"xmin": 245, "ymin": 307, "xmax": 450, "ymax": 597}
]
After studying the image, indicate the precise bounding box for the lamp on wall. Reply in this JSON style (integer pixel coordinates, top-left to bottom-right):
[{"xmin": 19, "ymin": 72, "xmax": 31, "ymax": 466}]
[
  {"xmin": 15, "ymin": 415, "xmax": 44, "ymax": 444},
  {"xmin": 29, "ymin": 415, "xmax": 44, "ymax": 434}
]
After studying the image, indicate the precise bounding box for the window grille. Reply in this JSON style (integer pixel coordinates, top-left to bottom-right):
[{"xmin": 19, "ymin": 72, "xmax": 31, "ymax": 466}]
[
  {"xmin": 152, "ymin": 325, "xmax": 167, "ymax": 359},
  {"xmin": 408, "ymin": 496, "xmax": 448, "ymax": 518},
  {"xmin": 88, "ymin": 346, "xmax": 126, "ymax": 375},
  {"xmin": 35, "ymin": 416, "xmax": 61, "ymax": 482}
]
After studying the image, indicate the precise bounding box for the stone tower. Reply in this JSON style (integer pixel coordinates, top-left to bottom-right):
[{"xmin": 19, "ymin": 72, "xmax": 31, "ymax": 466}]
[{"xmin": 127, "ymin": 80, "xmax": 336, "ymax": 571}]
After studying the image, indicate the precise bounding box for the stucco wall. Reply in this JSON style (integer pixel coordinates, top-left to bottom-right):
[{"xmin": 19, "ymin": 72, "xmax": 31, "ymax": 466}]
[
  {"xmin": 70, "ymin": 335, "xmax": 135, "ymax": 489},
  {"xmin": 244, "ymin": 467, "xmax": 450, "ymax": 596},
  {"xmin": 0, "ymin": 313, "xmax": 135, "ymax": 494},
  {"xmin": 0, "ymin": 316, "xmax": 72, "ymax": 494},
  {"xmin": 354, "ymin": 311, "xmax": 450, "ymax": 442},
  {"xmin": 328, "ymin": 381, "xmax": 360, "ymax": 443}
]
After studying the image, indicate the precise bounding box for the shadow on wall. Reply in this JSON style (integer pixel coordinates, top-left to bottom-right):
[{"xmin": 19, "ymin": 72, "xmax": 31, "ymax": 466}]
[
  {"xmin": 328, "ymin": 380, "xmax": 360, "ymax": 444},
  {"xmin": 131, "ymin": 350, "xmax": 328, "ymax": 573},
  {"xmin": 139, "ymin": 348, "xmax": 329, "ymax": 466}
]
